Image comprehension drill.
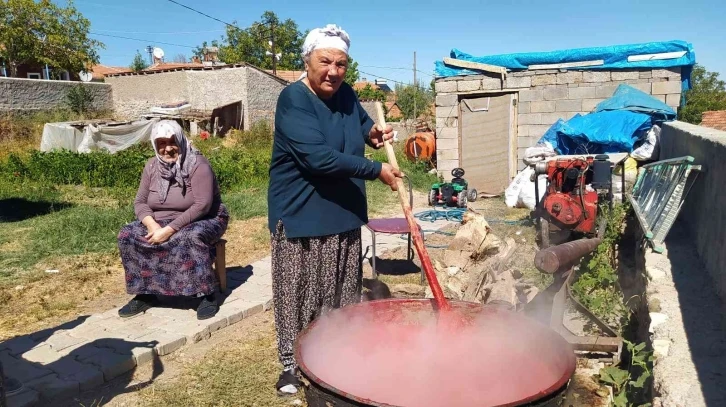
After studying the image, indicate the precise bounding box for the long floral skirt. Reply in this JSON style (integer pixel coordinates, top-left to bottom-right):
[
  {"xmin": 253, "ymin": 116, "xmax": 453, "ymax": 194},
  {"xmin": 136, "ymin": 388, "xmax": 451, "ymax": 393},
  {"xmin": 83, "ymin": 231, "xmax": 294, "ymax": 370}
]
[
  {"xmin": 118, "ymin": 204, "xmax": 229, "ymax": 297},
  {"xmin": 270, "ymin": 220, "xmax": 363, "ymax": 371}
]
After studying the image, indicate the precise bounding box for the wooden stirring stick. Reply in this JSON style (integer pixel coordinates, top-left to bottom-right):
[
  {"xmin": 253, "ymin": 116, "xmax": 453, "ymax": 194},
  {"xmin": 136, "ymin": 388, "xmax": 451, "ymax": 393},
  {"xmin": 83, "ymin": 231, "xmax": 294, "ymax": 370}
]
[{"xmin": 374, "ymin": 102, "xmax": 451, "ymax": 312}]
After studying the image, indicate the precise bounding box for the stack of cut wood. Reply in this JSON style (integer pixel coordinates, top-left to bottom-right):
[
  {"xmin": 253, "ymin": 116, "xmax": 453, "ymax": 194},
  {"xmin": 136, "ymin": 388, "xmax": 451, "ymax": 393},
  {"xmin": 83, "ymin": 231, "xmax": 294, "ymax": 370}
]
[{"xmin": 421, "ymin": 211, "xmax": 539, "ymax": 310}]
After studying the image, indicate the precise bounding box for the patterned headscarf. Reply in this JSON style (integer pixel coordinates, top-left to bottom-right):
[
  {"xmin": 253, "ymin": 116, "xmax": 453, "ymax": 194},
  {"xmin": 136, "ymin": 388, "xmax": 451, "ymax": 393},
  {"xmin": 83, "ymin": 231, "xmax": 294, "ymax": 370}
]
[
  {"xmin": 299, "ymin": 24, "xmax": 350, "ymax": 80},
  {"xmin": 150, "ymin": 120, "xmax": 198, "ymax": 204}
]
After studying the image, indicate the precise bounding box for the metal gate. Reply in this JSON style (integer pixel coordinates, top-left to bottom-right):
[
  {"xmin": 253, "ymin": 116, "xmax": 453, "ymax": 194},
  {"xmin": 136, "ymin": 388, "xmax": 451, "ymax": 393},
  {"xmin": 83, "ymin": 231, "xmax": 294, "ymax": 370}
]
[{"xmin": 459, "ymin": 94, "xmax": 514, "ymax": 194}]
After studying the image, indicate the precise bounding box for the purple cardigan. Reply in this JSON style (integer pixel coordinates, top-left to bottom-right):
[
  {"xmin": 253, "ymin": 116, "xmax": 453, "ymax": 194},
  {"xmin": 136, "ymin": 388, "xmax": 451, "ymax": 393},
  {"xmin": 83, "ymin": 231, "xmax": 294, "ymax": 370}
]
[{"xmin": 134, "ymin": 156, "xmax": 222, "ymax": 231}]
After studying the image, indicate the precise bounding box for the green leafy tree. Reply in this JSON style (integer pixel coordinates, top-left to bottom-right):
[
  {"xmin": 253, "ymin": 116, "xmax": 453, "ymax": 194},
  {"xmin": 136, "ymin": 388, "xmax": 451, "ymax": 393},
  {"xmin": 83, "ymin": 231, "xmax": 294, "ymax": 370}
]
[
  {"xmin": 129, "ymin": 51, "xmax": 148, "ymax": 72},
  {"xmin": 195, "ymin": 11, "xmax": 304, "ymax": 70},
  {"xmin": 344, "ymin": 56, "xmax": 359, "ymax": 86},
  {"xmin": 66, "ymin": 84, "xmax": 94, "ymax": 115},
  {"xmin": 355, "ymin": 84, "xmax": 385, "ymax": 102},
  {"xmin": 679, "ymin": 64, "xmax": 726, "ymax": 124},
  {"xmin": 0, "ymin": 0, "xmax": 104, "ymax": 77},
  {"xmin": 395, "ymin": 81, "xmax": 434, "ymax": 120}
]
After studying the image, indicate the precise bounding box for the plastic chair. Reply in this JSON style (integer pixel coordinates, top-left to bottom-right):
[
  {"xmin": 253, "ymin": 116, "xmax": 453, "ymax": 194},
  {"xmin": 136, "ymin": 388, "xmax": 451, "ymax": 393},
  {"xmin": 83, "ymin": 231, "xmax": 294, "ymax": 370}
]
[{"xmin": 365, "ymin": 176, "xmax": 425, "ymax": 284}]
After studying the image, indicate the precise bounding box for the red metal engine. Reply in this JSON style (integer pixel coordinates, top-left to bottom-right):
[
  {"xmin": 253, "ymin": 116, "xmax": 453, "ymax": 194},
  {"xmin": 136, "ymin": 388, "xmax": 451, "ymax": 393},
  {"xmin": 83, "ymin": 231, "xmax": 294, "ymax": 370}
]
[{"xmin": 535, "ymin": 157, "xmax": 599, "ymax": 234}]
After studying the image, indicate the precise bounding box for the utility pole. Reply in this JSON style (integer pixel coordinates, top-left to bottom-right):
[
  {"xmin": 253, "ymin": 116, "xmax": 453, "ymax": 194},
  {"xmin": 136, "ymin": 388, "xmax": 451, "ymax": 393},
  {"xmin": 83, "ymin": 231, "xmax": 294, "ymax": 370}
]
[
  {"xmin": 413, "ymin": 51, "xmax": 417, "ymax": 123},
  {"xmin": 146, "ymin": 45, "xmax": 154, "ymax": 65}
]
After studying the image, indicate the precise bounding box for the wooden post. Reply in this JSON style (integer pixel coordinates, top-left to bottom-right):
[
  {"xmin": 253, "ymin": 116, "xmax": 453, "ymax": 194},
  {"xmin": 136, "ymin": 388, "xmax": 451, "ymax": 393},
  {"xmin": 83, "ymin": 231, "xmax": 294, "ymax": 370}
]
[
  {"xmin": 374, "ymin": 101, "xmax": 450, "ymax": 312},
  {"xmin": 215, "ymin": 239, "xmax": 227, "ymax": 292}
]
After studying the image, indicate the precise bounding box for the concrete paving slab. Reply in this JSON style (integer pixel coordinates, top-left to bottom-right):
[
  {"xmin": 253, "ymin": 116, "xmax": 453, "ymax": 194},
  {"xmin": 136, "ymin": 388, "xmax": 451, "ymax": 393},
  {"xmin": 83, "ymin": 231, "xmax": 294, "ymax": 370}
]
[
  {"xmin": 60, "ymin": 365, "xmax": 105, "ymax": 392},
  {"xmin": 135, "ymin": 331, "xmax": 186, "ymax": 356},
  {"xmin": 76, "ymin": 347, "xmax": 136, "ymax": 381},
  {"xmin": 0, "ymin": 336, "xmax": 40, "ymax": 356},
  {"xmin": 0, "ymin": 351, "xmax": 53, "ymax": 383},
  {"xmin": 45, "ymin": 332, "xmax": 88, "ymax": 352},
  {"xmin": 6, "ymin": 388, "xmax": 40, "ymax": 407},
  {"xmin": 25, "ymin": 373, "xmax": 79, "ymax": 401}
]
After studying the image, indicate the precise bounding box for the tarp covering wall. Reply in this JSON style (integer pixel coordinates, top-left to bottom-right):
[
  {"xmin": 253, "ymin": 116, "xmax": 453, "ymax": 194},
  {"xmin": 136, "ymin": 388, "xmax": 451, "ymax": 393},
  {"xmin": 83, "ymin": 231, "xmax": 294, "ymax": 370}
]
[
  {"xmin": 534, "ymin": 84, "xmax": 674, "ymax": 155},
  {"xmin": 594, "ymin": 84, "xmax": 676, "ymax": 121},
  {"xmin": 435, "ymin": 40, "xmax": 696, "ymax": 90},
  {"xmin": 41, "ymin": 119, "xmax": 159, "ymax": 153}
]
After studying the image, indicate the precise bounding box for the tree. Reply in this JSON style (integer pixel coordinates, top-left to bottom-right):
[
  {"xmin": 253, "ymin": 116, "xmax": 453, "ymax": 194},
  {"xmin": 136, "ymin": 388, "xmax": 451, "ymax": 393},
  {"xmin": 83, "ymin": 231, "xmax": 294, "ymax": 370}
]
[
  {"xmin": 194, "ymin": 11, "xmax": 304, "ymax": 70},
  {"xmin": 173, "ymin": 54, "xmax": 187, "ymax": 63},
  {"xmin": 355, "ymin": 84, "xmax": 385, "ymax": 102},
  {"xmin": 395, "ymin": 81, "xmax": 434, "ymax": 120},
  {"xmin": 0, "ymin": 0, "xmax": 104, "ymax": 78},
  {"xmin": 129, "ymin": 51, "xmax": 148, "ymax": 72},
  {"xmin": 344, "ymin": 56, "xmax": 359, "ymax": 86},
  {"xmin": 679, "ymin": 64, "xmax": 726, "ymax": 124}
]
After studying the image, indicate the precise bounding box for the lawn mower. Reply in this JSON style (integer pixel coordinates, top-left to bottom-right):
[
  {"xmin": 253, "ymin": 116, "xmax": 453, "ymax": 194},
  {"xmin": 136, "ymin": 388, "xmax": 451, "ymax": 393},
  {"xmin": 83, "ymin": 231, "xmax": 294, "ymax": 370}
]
[
  {"xmin": 532, "ymin": 155, "xmax": 614, "ymax": 248},
  {"xmin": 428, "ymin": 168, "xmax": 478, "ymax": 208}
]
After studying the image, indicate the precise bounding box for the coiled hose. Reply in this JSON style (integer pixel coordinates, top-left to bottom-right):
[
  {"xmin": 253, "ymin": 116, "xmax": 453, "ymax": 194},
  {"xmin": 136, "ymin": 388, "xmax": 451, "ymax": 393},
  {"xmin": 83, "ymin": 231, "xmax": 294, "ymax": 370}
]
[{"xmin": 398, "ymin": 206, "xmax": 531, "ymax": 248}]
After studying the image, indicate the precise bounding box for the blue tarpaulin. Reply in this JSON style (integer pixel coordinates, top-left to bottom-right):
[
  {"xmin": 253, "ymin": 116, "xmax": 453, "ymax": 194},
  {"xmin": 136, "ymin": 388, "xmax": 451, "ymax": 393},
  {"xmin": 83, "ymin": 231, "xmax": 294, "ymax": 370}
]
[
  {"xmin": 435, "ymin": 40, "xmax": 696, "ymax": 91},
  {"xmin": 536, "ymin": 84, "xmax": 677, "ymax": 154},
  {"xmin": 594, "ymin": 84, "xmax": 677, "ymax": 121},
  {"xmin": 540, "ymin": 111, "xmax": 652, "ymax": 155}
]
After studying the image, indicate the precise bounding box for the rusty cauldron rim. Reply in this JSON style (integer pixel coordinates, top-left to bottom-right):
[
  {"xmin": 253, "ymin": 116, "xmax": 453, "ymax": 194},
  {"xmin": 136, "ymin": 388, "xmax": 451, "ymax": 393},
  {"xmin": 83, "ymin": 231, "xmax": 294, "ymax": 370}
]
[{"xmin": 293, "ymin": 298, "xmax": 576, "ymax": 407}]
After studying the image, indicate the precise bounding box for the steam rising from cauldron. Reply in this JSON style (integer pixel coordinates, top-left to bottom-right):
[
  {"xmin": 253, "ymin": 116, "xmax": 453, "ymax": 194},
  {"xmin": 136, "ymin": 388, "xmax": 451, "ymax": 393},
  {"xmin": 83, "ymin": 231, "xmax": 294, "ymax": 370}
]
[{"xmin": 299, "ymin": 303, "xmax": 573, "ymax": 407}]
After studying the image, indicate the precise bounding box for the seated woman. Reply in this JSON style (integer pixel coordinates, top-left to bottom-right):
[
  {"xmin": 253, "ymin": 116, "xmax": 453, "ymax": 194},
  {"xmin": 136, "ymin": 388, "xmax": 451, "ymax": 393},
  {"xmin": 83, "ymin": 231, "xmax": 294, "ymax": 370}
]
[{"xmin": 117, "ymin": 120, "xmax": 229, "ymax": 320}]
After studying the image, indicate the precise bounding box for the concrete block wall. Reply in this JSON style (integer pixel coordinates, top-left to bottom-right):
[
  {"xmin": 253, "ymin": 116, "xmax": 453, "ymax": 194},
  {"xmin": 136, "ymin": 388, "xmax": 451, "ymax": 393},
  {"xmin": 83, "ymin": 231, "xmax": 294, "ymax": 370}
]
[
  {"xmin": 107, "ymin": 66, "xmax": 285, "ymax": 130},
  {"xmin": 106, "ymin": 71, "xmax": 188, "ymax": 120},
  {"xmin": 659, "ymin": 121, "xmax": 726, "ymax": 302},
  {"xmin": 0, "ymin": 77, "xmax": 113, "ymax": 113},
  {"xmin": 246, "ymin": 68, "xmax": 286, "ymax": 128},
  {"xmin": 434, "ymin": 67, "xmax": 683, "ymax": 177}
]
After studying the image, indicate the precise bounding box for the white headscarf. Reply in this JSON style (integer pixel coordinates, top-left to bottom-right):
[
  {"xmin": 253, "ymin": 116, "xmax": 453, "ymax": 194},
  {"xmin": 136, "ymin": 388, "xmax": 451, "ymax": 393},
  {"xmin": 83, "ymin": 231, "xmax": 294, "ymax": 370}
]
[
  {"xmin": 150, "ymin": 120, "xmax": 199, "ymax": 204},
  {"xmin": 299, "ymin": 24, "xmax": 350, "ymax": 80}
]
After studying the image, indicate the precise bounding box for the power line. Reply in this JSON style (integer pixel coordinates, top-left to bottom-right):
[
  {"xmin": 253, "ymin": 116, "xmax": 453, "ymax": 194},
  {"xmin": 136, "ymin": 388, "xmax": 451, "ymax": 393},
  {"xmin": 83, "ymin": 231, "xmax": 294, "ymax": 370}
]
[
  {"xmin": 165, "ymin": 0, "xmax": 237, "ymax": 29},
  {"xmin": 358, "ymin": 70, "xmax": 408, "ymax": 86},
  {"xmin": 90, "ymin": 32, "xmax": 197, "ymax": 49},
  {"xmin": 93, "ymin": 29, "xmax": 226, "ymax": 35},
  {"xmin": 359, "ymin": 64, "xmax": 433, "ymax": 78},
  {"xmin": 164, "ymin": 0, "xmax": 272, "ymax": 35}
]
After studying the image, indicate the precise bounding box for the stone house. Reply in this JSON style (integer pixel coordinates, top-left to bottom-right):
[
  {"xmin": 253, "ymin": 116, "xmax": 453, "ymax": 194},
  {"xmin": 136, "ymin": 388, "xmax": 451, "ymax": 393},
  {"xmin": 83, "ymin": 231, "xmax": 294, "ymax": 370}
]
[
  {"xmin": 104, "ymin": 63, "xmax": 288, "ymax": 130},
  {"xmin": 434, "ymin": 41, "xmax": 693, "ymax": 194}
]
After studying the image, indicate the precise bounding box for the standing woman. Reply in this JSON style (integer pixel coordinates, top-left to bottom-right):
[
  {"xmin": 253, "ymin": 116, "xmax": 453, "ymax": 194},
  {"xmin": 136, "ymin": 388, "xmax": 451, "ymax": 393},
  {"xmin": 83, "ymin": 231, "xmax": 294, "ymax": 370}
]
[{"xmin": 268, "ymin": 24, "xmax": 401, "ymax": 395}]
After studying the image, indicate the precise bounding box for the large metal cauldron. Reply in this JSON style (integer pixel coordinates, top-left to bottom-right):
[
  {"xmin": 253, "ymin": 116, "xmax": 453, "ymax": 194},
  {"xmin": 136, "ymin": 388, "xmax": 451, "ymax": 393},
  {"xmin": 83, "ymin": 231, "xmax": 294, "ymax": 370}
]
[{"xmin": 294, "ymin": 299, "xmax": 576, "ymax": 407}]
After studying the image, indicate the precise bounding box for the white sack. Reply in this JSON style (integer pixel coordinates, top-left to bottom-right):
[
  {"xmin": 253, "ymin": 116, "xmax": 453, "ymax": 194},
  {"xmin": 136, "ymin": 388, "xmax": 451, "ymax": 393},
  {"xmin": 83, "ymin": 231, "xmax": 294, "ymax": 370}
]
[
  {"xmin": 517, "ymin": 174, "xmax": 547, "ymax": 210},
  {"xmin": 523, "ymin": 141, "xmax": 557, "ymax": 166},
  {"xmin": 505, "ymin": 167, "xmax": 532, "ymax": 207},
  {"xmin": 631, "ymin": 125, "xmax": 660, "ymax": 161}
]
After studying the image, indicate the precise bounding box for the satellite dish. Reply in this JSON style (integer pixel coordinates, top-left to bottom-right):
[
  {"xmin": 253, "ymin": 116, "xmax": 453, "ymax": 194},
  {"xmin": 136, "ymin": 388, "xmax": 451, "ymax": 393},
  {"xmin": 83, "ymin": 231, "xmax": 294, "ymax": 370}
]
[
  {"xmin": 153, "ymin": 47, "xmax": 165, "ymax": 60},
  {"xmin": 79, "ymin": 71, "xmax": 93, "ymax": 82}
]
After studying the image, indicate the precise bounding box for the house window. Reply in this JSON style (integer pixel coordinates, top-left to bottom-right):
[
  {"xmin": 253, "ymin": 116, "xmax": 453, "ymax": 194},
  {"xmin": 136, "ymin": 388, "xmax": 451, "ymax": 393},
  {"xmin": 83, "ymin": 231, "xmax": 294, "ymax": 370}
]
[
  {"xmin": 60, "ymin": 71, "xmax": 70, "ymax": 81},
  {"xmin": 27, "ymin": 73, "xmax": 41, "ymax": 79}
]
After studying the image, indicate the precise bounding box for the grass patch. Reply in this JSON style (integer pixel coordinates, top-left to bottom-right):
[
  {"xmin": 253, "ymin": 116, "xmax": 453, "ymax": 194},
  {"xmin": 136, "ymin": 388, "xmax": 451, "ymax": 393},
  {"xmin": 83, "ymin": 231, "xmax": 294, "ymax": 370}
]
[
  {"xmin": 222, "ymin": 188, "xmax": 269, "ymax": 220},
  {"xmin": 367, "ymin": 142, "xmax": 438, "ymax": 191},
  {"xmin": 138, "ymin": 317, "xmax": 291, "ymax": 407},
  {"xmin": 0, "ymin": 252, "xmax": 125, "ymax": 341}
]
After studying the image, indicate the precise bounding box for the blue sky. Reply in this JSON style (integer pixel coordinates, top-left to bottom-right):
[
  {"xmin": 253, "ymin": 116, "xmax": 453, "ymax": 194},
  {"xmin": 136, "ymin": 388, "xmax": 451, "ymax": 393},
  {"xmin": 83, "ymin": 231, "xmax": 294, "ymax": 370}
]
[{"xmin": 70, "ymin": 0, "xmax": 725, "ymax": 85}]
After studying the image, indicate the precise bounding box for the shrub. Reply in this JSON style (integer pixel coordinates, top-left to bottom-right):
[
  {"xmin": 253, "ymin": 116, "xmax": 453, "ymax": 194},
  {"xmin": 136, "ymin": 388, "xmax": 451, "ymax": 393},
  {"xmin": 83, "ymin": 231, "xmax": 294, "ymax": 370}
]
[
  {"xmin": 66, "ymin": 85, "xmax": 96, "ymax": 115},
  {"xmin": 0, "ymin": 130, "xmax": 273, "ymax": 192}
]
